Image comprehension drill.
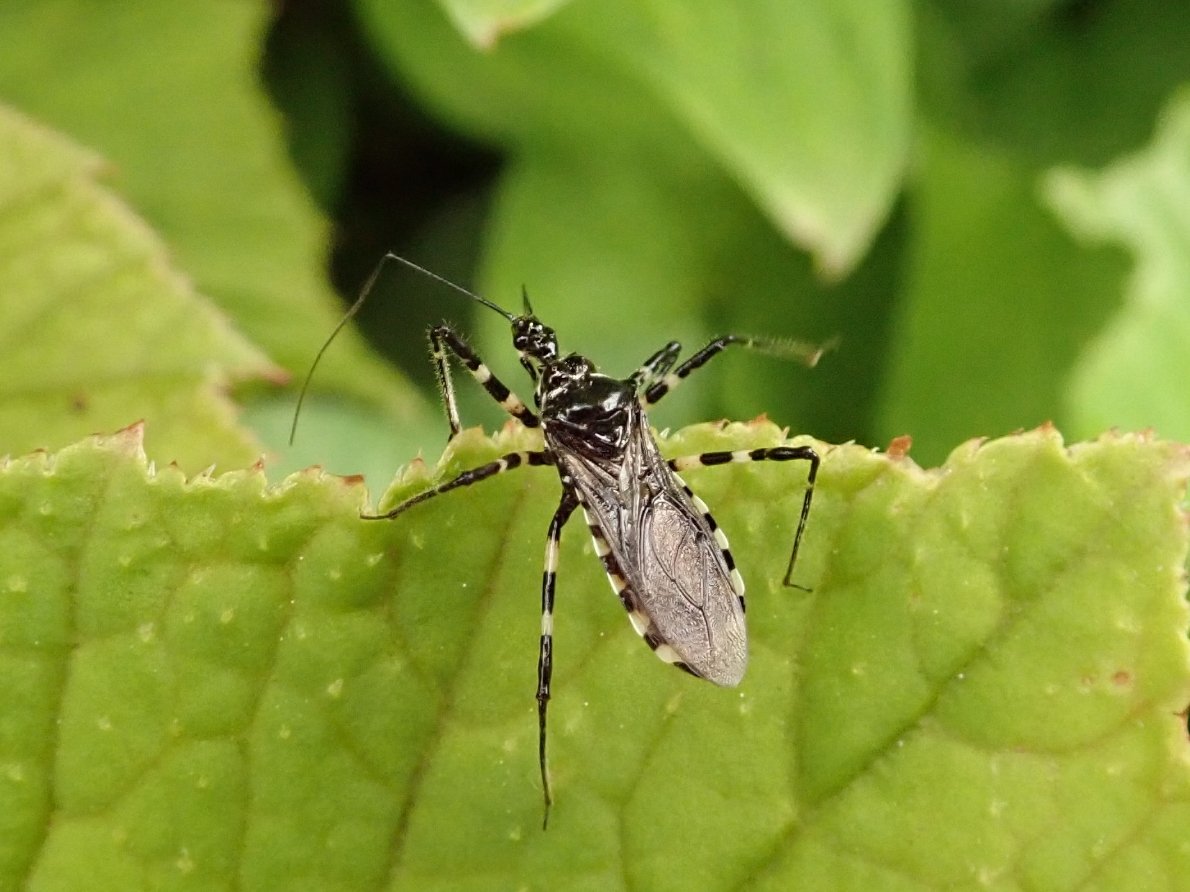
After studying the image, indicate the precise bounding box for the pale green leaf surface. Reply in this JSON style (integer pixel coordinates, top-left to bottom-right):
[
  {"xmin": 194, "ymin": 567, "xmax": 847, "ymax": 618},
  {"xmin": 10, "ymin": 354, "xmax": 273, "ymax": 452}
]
[
  {"xmin": 1045, "ymin": 88, "xmax": 1190, "ymax": 442},
  {"xmin": 0, "ymin": 1, "xmax": 415, "ymax": 420},
  {"xmin": 568, "ymin": 0, "xmax": 913, "ymax": 277},
  {"xmin": 0, "ymin": 104, "xmax": 277, "ymax": 470},
  {"xmin": 438, "ymin": 0, "xmax": 573, "ymax": 48},
  {"xmin": 1, "ymin": 421, "xmax": 1188, "ymax": 890},
  {"xmin": 358, "ymin": 0, "xmax": 911, "ymax": 277}
]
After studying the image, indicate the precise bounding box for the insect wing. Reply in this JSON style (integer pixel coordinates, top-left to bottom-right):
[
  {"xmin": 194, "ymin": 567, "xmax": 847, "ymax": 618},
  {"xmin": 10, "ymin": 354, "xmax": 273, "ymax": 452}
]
[
  {"xmin": 560, "ymin": 414, "xmax": 747, "ymax": 688},
  {"xmin": 635, "ymin": 483, "xmax": 747, "ymax": 686}
]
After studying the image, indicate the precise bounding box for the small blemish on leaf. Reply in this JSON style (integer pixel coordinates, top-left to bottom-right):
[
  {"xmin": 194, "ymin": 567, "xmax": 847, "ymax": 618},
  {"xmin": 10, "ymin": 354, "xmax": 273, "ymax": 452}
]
[
  {"xmin": 366, "ymin": 552, "xmax": 383, "ymax": 566},
  {"xmin": 220, "ymin": 607, "xmax": 235, "ymax": 624},
  {"xmin": 278, "ymin": 724, "xmax": 291, "ymax": 739},
  {"xmin": 175, "ymin": 849, "xmax": 194, "ymax": 874},
  {"xmin": 326, "ymin": 678, "xmax": 344, "ymax": 698},
  {"xmin": 97, "ymin": 716, "xmax": 112, "ymax": 731},
  {"xmin": 5, "ymin": 763, "xmax": 25, "ymax": 782},
  {"xmin": 6, "ymin": 575, "xmax": 26, "ymax": 592},
  {"xmin": 137, "ymin": 622, "xmax": 155, "ymax": 642}
]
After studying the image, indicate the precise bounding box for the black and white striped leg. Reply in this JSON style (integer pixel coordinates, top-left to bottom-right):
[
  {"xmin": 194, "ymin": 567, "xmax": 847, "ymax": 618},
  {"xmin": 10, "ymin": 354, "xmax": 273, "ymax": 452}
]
[
  {"xmin": 643, "ymin": 335, "xmax": 827, "ymax": 407},
  {"xmin": 670, "ymin": 445, "xmax": 820, "ymax": 589},
  {"xmin": 642, "ymin": 335, "xmax": 757, "ymax": 407},
  {"xmin": 429, "ymin": 324, "xmax": 540, "ymax": 438},
  {"xmin": 628, "ymin": 340, "xmax": 682, "ymax": 391},
  {"xmin": 361, "ymin": 450, "xmax": 553, "ymax": 521},
  {"xmin": 538, "ymin": 486, "xmax": 579, "ymax": 829}
]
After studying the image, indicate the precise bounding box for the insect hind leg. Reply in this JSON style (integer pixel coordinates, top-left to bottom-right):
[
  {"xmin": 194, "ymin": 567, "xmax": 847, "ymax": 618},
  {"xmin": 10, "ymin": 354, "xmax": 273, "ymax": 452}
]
[
  {"xmin": 538, "ymin": 486, "xmax": 579, "ymax": 829},
  {"xmin": 669, "ymin": 445, "xmax": 819, "ymax": 589}
]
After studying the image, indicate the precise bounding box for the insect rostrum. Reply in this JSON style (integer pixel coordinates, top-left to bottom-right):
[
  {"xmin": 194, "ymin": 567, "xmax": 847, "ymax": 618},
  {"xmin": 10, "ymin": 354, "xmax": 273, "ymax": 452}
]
[{"xmin": 295, "ymin": 255, "xmax": 823, "ymax": 829}]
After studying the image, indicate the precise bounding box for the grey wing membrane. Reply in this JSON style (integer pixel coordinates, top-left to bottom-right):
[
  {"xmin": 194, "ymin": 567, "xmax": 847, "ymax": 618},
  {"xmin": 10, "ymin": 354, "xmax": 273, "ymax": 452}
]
[
  {"xmin": 636, "ymin": 487, "xmax": 747, "ymax": 687},
  {"xmin": 560, "ymin": 411, "xmax": 747, "ymax": 688}
]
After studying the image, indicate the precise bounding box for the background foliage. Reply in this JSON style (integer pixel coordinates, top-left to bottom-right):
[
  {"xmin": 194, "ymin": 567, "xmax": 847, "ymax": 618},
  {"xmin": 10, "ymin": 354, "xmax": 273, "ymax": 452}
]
[
  {"xmin": 2, "ymin": 1, "xmax": 1189, "ymax": 478},
  {"xmin": 0, "ymin": 1, "xmax": 1189, "ymax": 890}
]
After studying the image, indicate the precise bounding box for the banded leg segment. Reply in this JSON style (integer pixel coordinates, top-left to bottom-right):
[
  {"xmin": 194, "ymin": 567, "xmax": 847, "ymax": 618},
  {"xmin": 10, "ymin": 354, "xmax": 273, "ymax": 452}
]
[
  {"xmin": 429, "ymin": 324, "xmax": 539, "ymax": 438},
  {"xmin": 669, "ymin": 445, "xmax": 819, "ymax": 588},
  {"xmin": 628, "ymin": 340, "xmax": 681, "ymax": 392},
  {"xmin": 538, "ymin": 486, "xmax": 579, "ymax": 829},
  {"xmin": 643, "ymin": 335, "xmax": 828, "ymax": 407},
  {"xmin": 361, "ymin": 450, "xmax": 553, "ymax": 521}
]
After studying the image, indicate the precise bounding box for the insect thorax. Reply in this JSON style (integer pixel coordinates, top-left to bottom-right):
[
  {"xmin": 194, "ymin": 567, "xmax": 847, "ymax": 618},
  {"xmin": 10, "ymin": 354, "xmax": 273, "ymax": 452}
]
[{"xmin": 538, "ymin": 359, "xmax": 637, "ymax": 461}]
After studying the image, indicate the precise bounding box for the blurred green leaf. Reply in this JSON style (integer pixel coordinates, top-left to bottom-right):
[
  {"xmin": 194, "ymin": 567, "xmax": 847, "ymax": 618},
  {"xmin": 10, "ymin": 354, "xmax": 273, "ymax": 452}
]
[
  {"xmin": 571, "ymin": 1, "xmax": 912, "ymax": 277},
  {"xmin": 875, "ymin": 128, "xmax": 1125, "ymax": 465},
  {"xmin": 1046, "ymin": 88, "xmax": 1190, "ymax": 443},
  {"xmin": 357, "ymin": 0, "xmax": 911, "ymax": 278},
  {"xmin": 438, "ymin": 0, "xmax": 574, "ymax": 47},
  {"xmin": 0, "ymin": 104, "xmax": 275, "ymax": 470},
  {"xmin": 2, "ymin": 422, "xmax": 1187, "ymax": 889},
  {"xmin": 0, "ymin": 0, "xmax": 417, "ymax": 421}
]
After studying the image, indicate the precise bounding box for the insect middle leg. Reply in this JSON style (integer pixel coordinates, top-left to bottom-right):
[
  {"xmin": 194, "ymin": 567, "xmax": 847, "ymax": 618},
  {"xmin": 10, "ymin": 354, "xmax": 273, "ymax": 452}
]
[
  {"xmin": 429, "ymin": 324, "xmax": 540, "ymax": 438},
  {"xmin": 669, "ymin": 446, "xmax": 820, "ymax": 588},
  {"xmin": 537, "ymin": 485, "xmax": 579, "ymax": 829}
]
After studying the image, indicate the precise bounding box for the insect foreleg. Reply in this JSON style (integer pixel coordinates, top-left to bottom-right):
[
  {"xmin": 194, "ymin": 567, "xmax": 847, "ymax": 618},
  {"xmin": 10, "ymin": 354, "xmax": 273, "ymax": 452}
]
[
  {"xmin": 628, "ymin": 340, "xmax": 681, "ymax": 391},
  {"xmin": 643, "ymin": 335, "xmax": 828, "ymax": 407},
  {"xmin": 361, "ymin": 450, "xmax": 553, "ymax": 521},
  {"xmin": 669, "ymin": 445, "xmax": 819, "ymax": 589},
  {"xmin": 429, "ymin": 324, "xmax": 540, "ymax": 438},
  {"xmin": 538, "ymin": 485, "xmax": 580, "ymax": 830}
]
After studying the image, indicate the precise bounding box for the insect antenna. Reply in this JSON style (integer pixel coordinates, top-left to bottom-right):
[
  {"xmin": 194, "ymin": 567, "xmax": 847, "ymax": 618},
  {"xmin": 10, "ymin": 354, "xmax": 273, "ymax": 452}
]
[{"xmin": 289, "ymin": 253, "xmax": 517, "ymax": 444}]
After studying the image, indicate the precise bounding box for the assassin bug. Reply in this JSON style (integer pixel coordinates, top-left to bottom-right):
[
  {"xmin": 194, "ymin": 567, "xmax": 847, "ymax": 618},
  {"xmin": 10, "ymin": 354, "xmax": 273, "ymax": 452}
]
[{"xmin": 292, "ymin": 255, "xmax": 824, "ymax": 828}]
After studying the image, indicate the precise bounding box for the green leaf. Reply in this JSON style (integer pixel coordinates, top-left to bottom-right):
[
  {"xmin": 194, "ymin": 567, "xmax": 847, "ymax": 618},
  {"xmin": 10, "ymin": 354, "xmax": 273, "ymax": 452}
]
[
  {"xmin": 357, "ymin": 0, "xmax": 912, "ymax": 278},
  {"xmin": 438, "ymin": 0, "xmax": 574, "ymax": 48},
  {"xmin": 0, "ymin": 104, "xmax": 276, "ymax": 470},
  {"xmin": 0, "ymin": 0, "xmax": 416, "ymax": 420},
  {"xmin": 2, "ymin": 422, "xmax": 1187, "ymax": 889},
  {"xmin": 1045, "ymin": 87, "xmax": 1190, "ymax": 443},
  {"xmin": 571, "ymin": 0, "xmax": 913, "ymax": 277},
  {"xmin": 875, "ymin": 127, "xmax": 1125, "ymax": 464}
]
